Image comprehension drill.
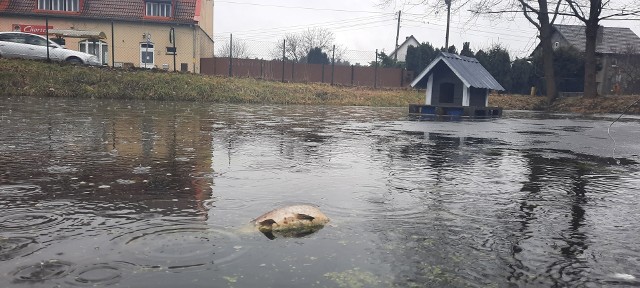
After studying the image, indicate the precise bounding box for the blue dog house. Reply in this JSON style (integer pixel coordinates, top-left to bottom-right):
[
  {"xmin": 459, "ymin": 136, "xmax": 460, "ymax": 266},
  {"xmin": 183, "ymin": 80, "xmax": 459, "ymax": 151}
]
[{"xmin": 410, "ymin": 52, "xmax": 504, "ymax": 111}]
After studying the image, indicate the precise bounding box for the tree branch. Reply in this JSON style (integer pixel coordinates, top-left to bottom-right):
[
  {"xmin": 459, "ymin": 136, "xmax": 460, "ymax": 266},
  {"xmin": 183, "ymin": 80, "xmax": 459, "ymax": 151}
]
[
  {"xmin": 565, "ymin": 0, "xmax": 588, "ymax": 22},
  {"xmin": 599, "ymin": 9, "xmax": 640, "ymax": 20},
  {"xmin": 519, "ymin": 0, "xmax": 540, "ymax": 13},
  {"xmin": 519, "ymin": 0, "xmax": 541, "ymax": 30},
  {"xmin": 549, "ymin": 0, "xmax": 563, "ymax": 24}
]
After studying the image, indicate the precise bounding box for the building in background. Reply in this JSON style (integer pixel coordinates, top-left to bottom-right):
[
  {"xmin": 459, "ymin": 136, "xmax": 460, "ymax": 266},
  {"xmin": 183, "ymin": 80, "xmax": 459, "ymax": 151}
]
[
  {"xmin": 0, "ymin": 0, "xmax": 214, "ymax": 72},
  {"xmin": 389, "ymin": 35, "xmax": 419, "ymax": 63},
  {"xmin": 547, "ymin": 24, "xmax": 640, "ymax": 95}
]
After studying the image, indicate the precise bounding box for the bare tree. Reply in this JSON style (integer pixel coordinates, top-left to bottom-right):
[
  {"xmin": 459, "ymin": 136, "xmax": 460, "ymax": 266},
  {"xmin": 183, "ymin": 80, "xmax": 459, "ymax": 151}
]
[
  {"xmin": 272, "ymin": 28, "xmax": 337, "ymax": 63},
  {"xmin": 217, "ymin": 38, "xmax": 251, "ymax": 59},
  {"xmin": 616, "ymin": 45, "xmax": 640, "ymax": 94},
  {"xmin": 299, "ymin": 28, "xmax": 335, "ymax": 54},
  {"xmin": 271, "ymin": 33, "xmax": 306, "ymax": 62},
  {"xmin": 379, "ymin": 0, "xmax": 466, "ymax": 15},
  {"xmin": 563, "ymin": 0, "xmax": 640, "ymax": 98},
  {"xmin": 469, "ymin": 0, "xmax": 562, "ymax": 102}
]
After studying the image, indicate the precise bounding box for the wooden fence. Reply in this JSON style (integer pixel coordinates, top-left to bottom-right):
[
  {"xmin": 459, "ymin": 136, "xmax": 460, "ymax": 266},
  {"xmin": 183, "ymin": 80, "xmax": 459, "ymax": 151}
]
[{"xmin": 200, "ymin": 58, "xmax": 414, "ymax": 88}]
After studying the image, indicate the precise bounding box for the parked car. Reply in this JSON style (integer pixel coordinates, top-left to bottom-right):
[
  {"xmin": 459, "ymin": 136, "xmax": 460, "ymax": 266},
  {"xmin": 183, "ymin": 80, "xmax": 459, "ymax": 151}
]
[{"xmin": 0, "ymin": 32, "xmax": 101, "ymax": 66}]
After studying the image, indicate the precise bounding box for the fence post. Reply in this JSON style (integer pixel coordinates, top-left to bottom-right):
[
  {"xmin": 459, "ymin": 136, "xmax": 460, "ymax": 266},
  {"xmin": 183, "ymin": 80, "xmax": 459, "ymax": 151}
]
[
  {"xmin": 321, "ymin": 63, "xmax": 325, "ymax": 83},
  {"xmin": 211, "ymin": 40, "xmax": 218, "ymax": 75},
  {"xmin": 291, "ymin": 62, "xmax": 295, "ymax": 83},
  {"xmin": 351, "ymin": 65, "xmax": 354, "ymax": 86},
  {"xmin": 374, "ymin": 49, "xmax": 378, "ymax": 89},
  {"xmin": 45, "ymin": 16, "xmax": 50, "ymax": 62},
  {"xmin": 228, "ymin": 34, "xmax": 233, "ymax": 77},
  {"xmin": 111, "ymin": 21, "xmax": 115, "ymax": 67},
  {"xmin": 282, "ymin": 39, "xmax": 285, "ymax": 83},
  {"xmin": 260, "ymin": 59, "xmax": 264, "ymax": 79},
  {"xmin": 331, "ymin": 45, "xmax": 335, "ymax": 86}
]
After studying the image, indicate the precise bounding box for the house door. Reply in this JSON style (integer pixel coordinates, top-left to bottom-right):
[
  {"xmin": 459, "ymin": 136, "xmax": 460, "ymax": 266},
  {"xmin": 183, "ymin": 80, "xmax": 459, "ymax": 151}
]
[
  {"xmin": 439, "ymin": 82, "xmax": 455, "ymax": 104},
  {"xmin": 140, "ymin": 42, "xmax": 155, "ymax": 69}
]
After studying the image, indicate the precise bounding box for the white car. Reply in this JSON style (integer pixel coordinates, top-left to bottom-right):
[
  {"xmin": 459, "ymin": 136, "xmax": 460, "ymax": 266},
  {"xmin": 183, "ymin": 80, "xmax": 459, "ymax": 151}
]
[{"xmin": 0, "ymin": 32, "xmax": 101, "ymax": 66}]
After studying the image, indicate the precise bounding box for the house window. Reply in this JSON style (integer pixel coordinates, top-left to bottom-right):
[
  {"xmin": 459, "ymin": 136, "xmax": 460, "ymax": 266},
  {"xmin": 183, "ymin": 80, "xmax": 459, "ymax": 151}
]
[
  {"xmin": 146, "ymin": 2, "xmax": 172, "ymax": 17},
  {"xmin": 80, "ymin": 40, "xmax": 108, "ymax": 65},
  {"xmin": 38, "ymin": 0, "xmax": 79, "ymax": 11},
  {"xmin": 140, "ymin": 42, "xmax": 155, "ymax": 68}
]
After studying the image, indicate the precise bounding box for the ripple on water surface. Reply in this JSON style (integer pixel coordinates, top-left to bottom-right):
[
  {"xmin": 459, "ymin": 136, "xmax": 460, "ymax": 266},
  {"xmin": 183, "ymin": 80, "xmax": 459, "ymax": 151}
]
[
  {"xmin": 0, "ymin": 237, "xmax": 37, "ymax": 261},
  {"xmin": 0, "ymin": 204, "xmax": 90, "ymax": 240},
  {"xmin": 0, "ymin": 184, "xmax": 43, "ymax": 200},
  {"xmin": 108, "ymin": 223, "xmax": 247, "ymax": 271},
  {"xmin": 11, "ymin": 260, "xmax": 75, "ymax": 283},
  {"xmin": 0, "ymin": 209, "xmax": 65, "ymax": 233},
  {"xmin": 63, "ymin": 261, "xmax": 138, "ymax": 287}
]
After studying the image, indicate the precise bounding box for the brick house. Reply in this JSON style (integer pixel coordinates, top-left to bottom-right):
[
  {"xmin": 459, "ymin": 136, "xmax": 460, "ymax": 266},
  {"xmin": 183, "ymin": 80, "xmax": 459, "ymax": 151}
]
[{"xmin": 0, "ymin": 0, "xmax": 214, "ymax": 72}]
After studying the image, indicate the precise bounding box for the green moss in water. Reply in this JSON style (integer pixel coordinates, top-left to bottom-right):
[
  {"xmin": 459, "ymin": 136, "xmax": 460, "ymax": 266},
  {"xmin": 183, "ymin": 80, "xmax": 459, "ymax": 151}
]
[{"xmin": 324, "ymin": 268, "xmax": 380, "ymax": 288}]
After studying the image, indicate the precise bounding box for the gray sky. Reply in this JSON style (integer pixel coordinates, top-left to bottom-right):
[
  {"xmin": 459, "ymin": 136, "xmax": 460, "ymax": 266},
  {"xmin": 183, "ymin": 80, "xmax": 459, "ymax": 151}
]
[{"xmin": 213, "ymin": 0, "xmax": 640, "ymax": 61}]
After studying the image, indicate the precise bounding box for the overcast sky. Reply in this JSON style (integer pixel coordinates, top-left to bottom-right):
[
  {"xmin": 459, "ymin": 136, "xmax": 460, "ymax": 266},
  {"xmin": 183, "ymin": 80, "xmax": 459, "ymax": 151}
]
[{"xmin": 213, "ymin": 0, "xmax": 640, "ymax": 62}]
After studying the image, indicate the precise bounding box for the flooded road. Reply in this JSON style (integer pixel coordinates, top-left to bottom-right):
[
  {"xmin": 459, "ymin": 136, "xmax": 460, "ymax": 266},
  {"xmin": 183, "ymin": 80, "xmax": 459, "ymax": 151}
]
[{"xmin": 1, "ymin": 96, "xmax": 639, "ymax": 287}]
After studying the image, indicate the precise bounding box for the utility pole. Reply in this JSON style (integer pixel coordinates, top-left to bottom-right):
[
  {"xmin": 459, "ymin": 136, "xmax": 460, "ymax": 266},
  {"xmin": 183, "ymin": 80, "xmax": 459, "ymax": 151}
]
[
  {"xmin": 445, "ymin": 0, "xmax": 451, "ymax": 50},
  {"xmin": 394, "ymin": 10, "xmax": 401, "ymax": 62}
]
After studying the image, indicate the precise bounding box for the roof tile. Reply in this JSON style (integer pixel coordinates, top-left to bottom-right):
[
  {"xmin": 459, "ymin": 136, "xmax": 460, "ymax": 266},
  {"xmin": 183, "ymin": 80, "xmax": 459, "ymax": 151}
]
[
  {"xmin": 2, "ymin": 0, "xmax": 197, "ymax": 24},
  {"xmin": 554, "ymin": 24, "xmax": 640, "ymax": 54},
  {"xmin": 411, "ymin": 52, "xmax": 505, "ymax": 90}
]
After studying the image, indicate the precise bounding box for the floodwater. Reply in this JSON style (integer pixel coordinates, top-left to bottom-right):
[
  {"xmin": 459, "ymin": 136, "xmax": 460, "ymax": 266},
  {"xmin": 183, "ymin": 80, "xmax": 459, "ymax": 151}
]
[{"xmin": 1, "ymin": 96, "xmax": 640, "ymax": 288}]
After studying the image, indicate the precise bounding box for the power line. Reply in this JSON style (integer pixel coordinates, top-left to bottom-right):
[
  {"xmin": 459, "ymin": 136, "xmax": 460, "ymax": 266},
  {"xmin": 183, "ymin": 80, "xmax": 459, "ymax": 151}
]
[
  {"xmin": 402, "ymin": 16, "xmax": 534, "ymax": 34},
  {"xmin": 215, "ymin": 15, "xmax": 392, "ymax": 38},
  {"xmin": 216, "ymin": 16, "xmax": 396, "ymax": 40},
  {"xmin": 217, "ymin": 0, "xmax": 390, "ymax": 14},
  {"xmin": 402, "ymin": 19, "xmax": 535, "ymax": 42}
]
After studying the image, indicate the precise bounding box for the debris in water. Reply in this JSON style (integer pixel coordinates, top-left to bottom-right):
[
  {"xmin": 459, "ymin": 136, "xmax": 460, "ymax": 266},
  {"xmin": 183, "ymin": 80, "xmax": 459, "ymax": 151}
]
[
  {"xmin": 252, "ymin": 204, "xmax": 329, "ymax": 240},
  {"xmin": 612, "ymin": 273, "xmax": 636, "ymax": 281}
]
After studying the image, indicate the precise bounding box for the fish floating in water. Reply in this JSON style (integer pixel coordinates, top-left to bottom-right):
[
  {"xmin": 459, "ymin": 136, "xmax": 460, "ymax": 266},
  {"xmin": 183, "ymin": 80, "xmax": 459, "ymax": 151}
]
[{"xmin": 252, "ymin": 204, "xmax": 330, "ymax": 240}]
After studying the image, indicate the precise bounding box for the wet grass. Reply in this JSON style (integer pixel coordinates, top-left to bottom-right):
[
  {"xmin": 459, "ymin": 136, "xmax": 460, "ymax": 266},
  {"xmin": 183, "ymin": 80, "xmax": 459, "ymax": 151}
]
[
  {"xmin": 0, "ymin": 58, "xmax": 420, "ymax": 107},
  {"xmin": 1, "ymin": 58, "xmax": 639, "ymax": 113},
  {"xmin": 548, "ymin": 94, "xmax": 640, "ymax": 114},
  {"xmin": 490, "ymin": 93, "xmax": 640, "ymax": 114}
]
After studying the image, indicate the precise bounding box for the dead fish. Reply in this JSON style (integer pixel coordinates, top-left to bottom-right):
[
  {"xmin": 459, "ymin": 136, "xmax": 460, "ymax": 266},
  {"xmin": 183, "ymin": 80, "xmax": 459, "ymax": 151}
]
[{"xmin": 252, "ymin": 204, "xmax": 330, "ymax": 240}]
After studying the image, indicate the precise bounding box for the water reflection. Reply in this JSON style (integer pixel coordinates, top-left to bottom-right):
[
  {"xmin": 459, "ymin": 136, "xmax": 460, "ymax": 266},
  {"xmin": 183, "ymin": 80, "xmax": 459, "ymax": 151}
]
[
  {"xmin": 1, "ymin": 97, "xmax": 218, "ymax": 286},
  {"xmin": 1, "ymin": 97, "xmax": 640, "ymax": 287}
]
